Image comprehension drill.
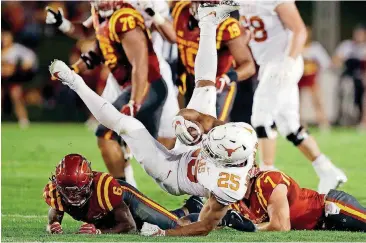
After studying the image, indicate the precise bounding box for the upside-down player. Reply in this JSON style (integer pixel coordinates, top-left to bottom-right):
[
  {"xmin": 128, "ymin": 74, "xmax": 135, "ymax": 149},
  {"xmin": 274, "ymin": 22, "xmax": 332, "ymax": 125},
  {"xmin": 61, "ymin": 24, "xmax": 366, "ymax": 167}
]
[
  {"xmin": 50, "ymin": 1, "xmax": 258, "ymax": 236},
  {"xmin": 43, "ymin": 154, "xmax": 203, "ymax": 234},
  {"xmin": 168, "ymin": 0, "xmax": 255, "ymax": 121},
  {"xmin": 45, "ymin": 1, "xmax": 171, "ymax": 186},
  {"xmin": 230, "ymin": 168, "xmax": 365, "ymax": 232}
]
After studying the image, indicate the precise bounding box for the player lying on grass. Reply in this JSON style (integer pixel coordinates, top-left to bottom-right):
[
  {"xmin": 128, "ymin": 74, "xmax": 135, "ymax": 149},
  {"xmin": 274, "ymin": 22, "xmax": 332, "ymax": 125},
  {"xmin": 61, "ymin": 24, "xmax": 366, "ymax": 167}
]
[
  {"xmin": 50, "ymin": 1, "xmax": 257, "ymax": 236},
  {"xmin": 43, "ymin": 153, "xmax": 203, "ymax": 234},
  {"xmin": 227, "ymin": 167, "xmax": 366, "ymax": 232}
]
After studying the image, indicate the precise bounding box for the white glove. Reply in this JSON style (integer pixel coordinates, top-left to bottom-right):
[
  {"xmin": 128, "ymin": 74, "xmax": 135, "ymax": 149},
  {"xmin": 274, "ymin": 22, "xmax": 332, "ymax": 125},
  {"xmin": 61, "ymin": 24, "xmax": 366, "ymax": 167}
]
[
  {"xmin": 45, "ymin": 7, "xmax": 71, "ymax": 33},
  {"xmin": 172, "ymin": 116, "xmax": 202, "ymax": 146},
  {"xmin": 140, "ymin": 222, "xmax": 165, "ymax": 236}
]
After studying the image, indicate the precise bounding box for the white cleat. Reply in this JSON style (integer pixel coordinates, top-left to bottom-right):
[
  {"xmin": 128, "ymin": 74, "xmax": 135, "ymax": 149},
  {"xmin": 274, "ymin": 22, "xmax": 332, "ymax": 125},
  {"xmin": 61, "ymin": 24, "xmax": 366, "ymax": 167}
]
[
  {"xmin": 49, "ymin": 59, "xmax": 81, "ymax": 90},
  {"xmin": 318, "ymin": 167, "xmax": 348, "ymax": 194},
  {"xmin": 198, "ymin": 0, "xmax": 240, "ymax": 25}
]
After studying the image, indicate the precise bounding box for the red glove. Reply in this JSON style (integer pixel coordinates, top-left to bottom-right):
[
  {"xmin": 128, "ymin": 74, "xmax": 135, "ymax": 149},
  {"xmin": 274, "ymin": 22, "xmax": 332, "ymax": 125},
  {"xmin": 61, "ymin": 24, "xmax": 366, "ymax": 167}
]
[
  {"xmin": 78, "ymin": 223, "xmax": 101, "ymax": 234},
  {"xmin": 47, "ymin": 222, "xmax": 63, "ymax": 234},
  {"xmin": 121, "ymin": 100, "xmax": 141, "ymax": 117},
  {"xmin": 216, "ymin": 74, "xmax": 231, "ymax": 94}
]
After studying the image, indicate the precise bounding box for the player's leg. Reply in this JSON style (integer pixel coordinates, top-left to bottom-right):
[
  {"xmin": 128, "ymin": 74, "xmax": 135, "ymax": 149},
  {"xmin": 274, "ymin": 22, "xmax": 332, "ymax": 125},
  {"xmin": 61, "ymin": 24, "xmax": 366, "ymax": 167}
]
[
  {"xmin": 217, "ymin": 83, "xmax": 237, "ymax": 122},
  {"xmin": 324, "ymin": 189, "xmax": 366, "ymax": 232},
  {"xmin": 50, "ymin": 60, "xmax": 180, "ymax": 194},
  {"xmin": 9, "ymin": 84, "xmax": 29, "ymax": 128}
]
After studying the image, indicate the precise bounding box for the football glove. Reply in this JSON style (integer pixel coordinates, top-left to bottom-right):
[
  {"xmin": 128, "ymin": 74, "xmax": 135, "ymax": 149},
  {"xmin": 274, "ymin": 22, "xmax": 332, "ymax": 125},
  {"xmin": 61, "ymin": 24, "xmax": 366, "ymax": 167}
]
[
  {"xmin": 78, "ymin": 223, "xmax": 101, "ymax": 234},
  {"xmin": 45, "ymin": 7, "xmax": 71, "ymax": 33},
  {"xmin": 140, "ymin": 222, "xmax": 165, "ymax": 236},
  {"xmin": 47, "ymin": 222, "xmax": 63, "ymax": 234},
  {"xmin": 216, "ymin": 74, "xmax": 231, "ymax": 94},
  {"xmin": 121, "ymin": 100, "xmax": 141, "ymax": 117},
  {"xmin": 172, "ymin": 116, "xmax": 202, "ymax": 146}
]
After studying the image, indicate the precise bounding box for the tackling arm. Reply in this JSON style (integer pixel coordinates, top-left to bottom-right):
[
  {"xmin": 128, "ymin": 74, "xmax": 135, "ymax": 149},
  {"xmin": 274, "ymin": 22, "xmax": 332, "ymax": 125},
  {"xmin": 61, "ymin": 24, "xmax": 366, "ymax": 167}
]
[
  {"xmin": 255, "ymin": 184, "xmax": 291, "ymax": 231},
  {"xmin": 276, "ymin": 2, "xmax": 307, "ymax": 59},
  {"xmin": 165, "ymin": 195, "xmax": 229, "ymax": 236}
]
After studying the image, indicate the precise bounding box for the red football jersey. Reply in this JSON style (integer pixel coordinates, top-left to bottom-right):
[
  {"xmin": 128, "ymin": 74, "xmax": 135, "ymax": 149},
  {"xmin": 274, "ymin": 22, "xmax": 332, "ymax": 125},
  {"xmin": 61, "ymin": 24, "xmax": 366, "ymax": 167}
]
[
  {"xmin": 234, "ymin": 171, "xmax": 325, "ymax": 230},
  {"xmin": 91, "ymin": 4, "xmax": 161, "ymax": 85},
  {"xmin": 43, "ymin": 172, "xmax": 124, "ymax": 228},
  {"xmin": 172, "ymin": 1, "xmax": 243, "ymax": 76}
]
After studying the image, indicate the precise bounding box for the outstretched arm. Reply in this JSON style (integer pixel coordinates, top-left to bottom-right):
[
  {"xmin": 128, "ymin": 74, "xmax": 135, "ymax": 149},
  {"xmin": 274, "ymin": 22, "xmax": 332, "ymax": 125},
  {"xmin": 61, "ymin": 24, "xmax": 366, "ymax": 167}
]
[{"xmin": 177, "ymin": 108, "xmax": 224, "ymax": 133}]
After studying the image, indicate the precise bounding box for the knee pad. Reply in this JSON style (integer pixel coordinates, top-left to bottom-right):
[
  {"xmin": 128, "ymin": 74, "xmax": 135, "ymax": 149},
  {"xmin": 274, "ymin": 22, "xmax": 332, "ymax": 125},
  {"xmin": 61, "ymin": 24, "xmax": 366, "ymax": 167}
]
[
  {"xmin": 255, "ymin": 123, "xmax": 277, "ymax": 139},
  {"xmin": 286, "ymin": 126, "xmax": 309, "ymax": 146}
]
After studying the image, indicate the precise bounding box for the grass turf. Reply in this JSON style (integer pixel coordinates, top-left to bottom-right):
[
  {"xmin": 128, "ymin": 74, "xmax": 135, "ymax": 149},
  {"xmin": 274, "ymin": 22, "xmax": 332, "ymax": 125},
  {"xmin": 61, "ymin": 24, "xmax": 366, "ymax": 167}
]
[{"xmin": 1, "ymin": 123, "xmax": 365, "ymax": 242}]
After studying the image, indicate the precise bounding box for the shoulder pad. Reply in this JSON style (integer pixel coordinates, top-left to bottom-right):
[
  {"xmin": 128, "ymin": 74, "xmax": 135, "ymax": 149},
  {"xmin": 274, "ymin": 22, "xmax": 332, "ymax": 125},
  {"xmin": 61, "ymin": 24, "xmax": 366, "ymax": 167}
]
[
  {"xmin": 43, "ymin": 182, "xmax": 64, "ymax": 211},
  {"xmin": 216, "ymin": 17, "xmax": 243, "ymax": 49},
  {"xmin": 95, "ymin": 173, "xmax": 123, "ymax": 212},
  {"xmin": 109, "ymin": 7, "xmax": 145, "ymax": 42}
]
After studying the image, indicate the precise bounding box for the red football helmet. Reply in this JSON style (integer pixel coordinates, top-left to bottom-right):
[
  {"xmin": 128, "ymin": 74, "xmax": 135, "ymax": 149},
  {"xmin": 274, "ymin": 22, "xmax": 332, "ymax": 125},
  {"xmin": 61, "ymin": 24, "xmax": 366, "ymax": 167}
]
[
  {"xmin": 190, "ymin": 0, "xmax": 220, "ymax": 20},
  {"xmin": 54, "ymin": 154, "xmax": 93, "ymax": 206},
  {"xmin": 91, "ymin": 0, "xmax": 124, "ymax": 18}
]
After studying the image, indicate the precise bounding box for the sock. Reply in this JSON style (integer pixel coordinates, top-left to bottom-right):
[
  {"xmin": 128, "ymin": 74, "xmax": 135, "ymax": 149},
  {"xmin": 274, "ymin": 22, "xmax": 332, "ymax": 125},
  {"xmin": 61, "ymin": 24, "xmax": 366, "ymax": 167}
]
[
  {"xmin": 259, "ymin": 161, "xmax": 277, "ymax": 171},
  {"xmin": 186, "ymin": 86, "xmax": 217, "ymax": 117},
  {"xmin": 312, "ymin": 154, "xmax": 333, "ymax": 178},
  {"xmin": 194, "ymin": 19, "xmax": 218, "ymax": 83},
  {"xmin": 124, "ymin": 164, "xmax": 138, "ymax": 188},
  {"xmin": 170, "ymin": 208, "xmax": 186, "ymax": 218}
]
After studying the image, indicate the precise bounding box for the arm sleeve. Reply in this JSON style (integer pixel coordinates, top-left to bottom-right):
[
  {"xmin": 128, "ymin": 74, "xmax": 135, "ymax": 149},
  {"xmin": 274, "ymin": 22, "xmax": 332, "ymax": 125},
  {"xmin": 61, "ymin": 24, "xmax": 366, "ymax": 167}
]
[{"xmin": 43, "ymin": 182, "xmax": 64, "ymax": 211}]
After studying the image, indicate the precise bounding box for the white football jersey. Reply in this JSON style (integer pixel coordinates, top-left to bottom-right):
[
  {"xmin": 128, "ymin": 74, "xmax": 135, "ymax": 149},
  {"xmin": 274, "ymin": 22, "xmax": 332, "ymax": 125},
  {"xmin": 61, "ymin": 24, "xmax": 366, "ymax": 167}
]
[
  {"xmin": 177, "ymin": 150, "xmax": 249, "ymax": 205},
  {"xmin": 239, "ymin": 1, "xmax": 293, "ymax": 65}
]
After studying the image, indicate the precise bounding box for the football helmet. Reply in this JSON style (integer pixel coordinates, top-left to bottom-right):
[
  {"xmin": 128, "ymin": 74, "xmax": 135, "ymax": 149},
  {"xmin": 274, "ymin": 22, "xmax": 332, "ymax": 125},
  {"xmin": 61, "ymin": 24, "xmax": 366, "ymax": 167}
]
[
  {"xmin": 91, "ymin": 0, "xmax": 124, "ymax": 18},
  {"xmin": 189, "ymin": 1, "xmax": 220, "ymax": 20},
  {"xmin": 54, "ymin": 154, "xmax": 93, "ymax": 206},
  {"xmin": 200, "ymin": 122, "xmax": 258, "ymax": 167}
]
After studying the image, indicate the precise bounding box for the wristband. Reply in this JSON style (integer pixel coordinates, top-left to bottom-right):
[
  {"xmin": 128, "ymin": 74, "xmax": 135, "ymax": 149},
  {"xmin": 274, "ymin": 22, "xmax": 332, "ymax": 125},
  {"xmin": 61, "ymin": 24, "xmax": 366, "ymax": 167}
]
[
  {"xmin": 152, "ymin": 13, "xmax": 165, "ymax": 26},
  {"xmin": 225, "ymin": 69, "xmax": 238, "ymax": 83},
  {"xmin": 58, "ymin": 18, "xmax": 71, "ymax": 33}
]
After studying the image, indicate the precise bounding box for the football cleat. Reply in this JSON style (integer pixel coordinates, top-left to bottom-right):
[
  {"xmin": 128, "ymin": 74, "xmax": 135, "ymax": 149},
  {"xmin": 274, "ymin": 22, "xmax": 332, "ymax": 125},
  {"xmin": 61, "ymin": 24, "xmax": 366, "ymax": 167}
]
[
  {"xmin": 221, "ymin": 209, "xmax": 256, "ymax": 232},
  {"xmin": 183, "ymin": 196, "xmax": 204, "ymax": 214},
  {"xmin": 49, "ymin": 59, "xmax": 82, "ymax": 90},
  {"xmin": 198, "ymin": 0, "xmax": 240, "ymax": 25},
  {"xmin": 318, "ymin": 167, "xmax": 347, "ymax": 194}
]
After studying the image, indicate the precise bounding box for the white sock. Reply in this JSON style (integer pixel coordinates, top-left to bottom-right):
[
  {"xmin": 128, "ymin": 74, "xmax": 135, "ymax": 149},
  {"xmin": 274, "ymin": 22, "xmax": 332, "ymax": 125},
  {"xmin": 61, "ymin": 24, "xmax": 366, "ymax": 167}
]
[
  {"xmin": 124, "ymin": 164, "xmax": 138, "ymax": 188},
  {"xmin": 195, "ymin": 20, "xmax": 218, "ymax": 83},
  {"xmin": 187, "ymin": 86, "xmax": 217, "ymax": 117},
  {"xmin": 259, "ymin": 161, "xmax": 277, "ymax": 171},
  {"xmin": 312, "ymin": 154, "xmax": 333, "ymax": 178}
]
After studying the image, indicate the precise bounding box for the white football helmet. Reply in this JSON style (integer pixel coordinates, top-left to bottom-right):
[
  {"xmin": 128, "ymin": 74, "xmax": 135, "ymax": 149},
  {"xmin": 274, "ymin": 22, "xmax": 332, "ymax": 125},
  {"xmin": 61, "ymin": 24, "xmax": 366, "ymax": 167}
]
[{"xmin": 200, "ymin": 122, "xmax": 258, "ymax": 167}]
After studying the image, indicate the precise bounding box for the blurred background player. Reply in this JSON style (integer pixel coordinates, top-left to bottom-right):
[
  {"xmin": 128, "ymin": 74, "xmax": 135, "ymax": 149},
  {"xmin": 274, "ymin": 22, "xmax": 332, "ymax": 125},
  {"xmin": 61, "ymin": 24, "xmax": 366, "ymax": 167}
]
[
  {"xmin": 1, "ymin": 28, "xmax": 38, "ymax": 129},
  {"xmin": 231, "ymin": 167, "xmax": 366, "ymax": 232},
  {"xmin": 44, "ymin": 154, "xmax": 202, "ymax": 234},
  {"xmin": 45, "ymin": 1, "xmax": 169, "ymax": 187},
  {"xmin": 165, "ymin": 0, "xmax": 255, "ymax": 121},
  {"xmin": 332, "ymin": 23, "xmax": 366, "ymax": 128},
  {"xmin": 299, "ymin": 26, "xmax": 331, "ymax": 130},
  {"xmin": 239, "ymin": 0, "xmax": 347, "ymax": 193}
]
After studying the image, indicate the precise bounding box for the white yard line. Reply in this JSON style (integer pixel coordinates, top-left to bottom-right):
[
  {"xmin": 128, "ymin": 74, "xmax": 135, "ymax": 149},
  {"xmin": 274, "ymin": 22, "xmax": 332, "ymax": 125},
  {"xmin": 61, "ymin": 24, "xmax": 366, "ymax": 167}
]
[{"xmin": 2, "ymin": 214, "xmax": 46, "ymax": 218}]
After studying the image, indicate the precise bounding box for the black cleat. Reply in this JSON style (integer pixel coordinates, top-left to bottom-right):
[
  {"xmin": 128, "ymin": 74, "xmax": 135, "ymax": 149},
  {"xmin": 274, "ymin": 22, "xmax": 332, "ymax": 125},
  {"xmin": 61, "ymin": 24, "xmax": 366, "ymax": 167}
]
[{"xmin": 183, "ymin": 196, "xmax": 204, "ymax": 214}]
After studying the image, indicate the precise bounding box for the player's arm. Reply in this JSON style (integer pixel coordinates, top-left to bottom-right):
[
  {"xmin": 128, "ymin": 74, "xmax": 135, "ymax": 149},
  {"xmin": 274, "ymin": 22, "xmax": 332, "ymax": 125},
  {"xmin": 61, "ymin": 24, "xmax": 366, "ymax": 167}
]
[
  {"xmin": 119, "ymin": 27, "xmax": 149, "ymax": 107},
  {"xmin": 70, "ymin": 40, "xmax": 103, "ymax": 75},
  {"xmin": 275, "ymin": 2, "xmax": 307, "ymax": 59},
  {"xmin": 165, "ymin": 195, "xmax": 229, "ymax": 236},
  {"xmin": 177, "ymin": 108, "xmax": 224, "ymax": 133},
  {"xmin": 45, "ymin": 7, "xmax": 95, "ymax": 39},
  {"xmin": 99, "ymin": 201, "xmax": 137, "ymax": 234},
  {"xmin": 48, "ymin": 207, "xmax": 64, "ymax": 225},
  {"xmin": 255, "ymin": 184, "xmax": 291, "ymax": 231},
  {"xmin": 226, "ymin": 30, "xmax": 256, "ymax": 81}
]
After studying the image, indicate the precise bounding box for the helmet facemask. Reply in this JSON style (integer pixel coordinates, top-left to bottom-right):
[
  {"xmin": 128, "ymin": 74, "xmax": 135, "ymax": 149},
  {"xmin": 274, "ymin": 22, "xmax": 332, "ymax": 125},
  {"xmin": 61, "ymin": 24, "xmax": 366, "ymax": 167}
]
[{"xmin": 91, "ymin": 0, "xmax": 123, "ymax": 18}]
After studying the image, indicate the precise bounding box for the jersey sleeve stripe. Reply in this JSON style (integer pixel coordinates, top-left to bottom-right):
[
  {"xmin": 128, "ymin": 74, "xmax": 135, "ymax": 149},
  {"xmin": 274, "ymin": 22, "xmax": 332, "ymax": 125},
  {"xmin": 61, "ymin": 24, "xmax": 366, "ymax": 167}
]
[
  {"xmin": 280, "ymin": 173, "xmax": 291, "ymax": 186},
  {"xmin": 173, "ymin": 2, "xmax": 189, "ymax": 31},
  {"xmin": 97, "ymin": 173, "xmax": 108, "ymax": 210},
  {"xmin": 103, "ymin": 176, "xmax": 114, "ymax": 211},
  {"xmin": 48, "ymin": 183, "xmax": 56, "ymax": 209},
  {"xmin": 218, "ymin": 82, "xmax": 236, "ymax": 121},
  {"xmin": 216, "ymin": 18, "xmax": 236, "ymax": 49},
  {"xmin": 256, "ymin": 173, "xmax": 269, "ymax": 211},
  {"xmin": 55, "ymin": 191, "xmax": 64, "ymax": 211},
  {"xmin": 121, "ymin": 186, "xmax": 178, "ymax": 221}
]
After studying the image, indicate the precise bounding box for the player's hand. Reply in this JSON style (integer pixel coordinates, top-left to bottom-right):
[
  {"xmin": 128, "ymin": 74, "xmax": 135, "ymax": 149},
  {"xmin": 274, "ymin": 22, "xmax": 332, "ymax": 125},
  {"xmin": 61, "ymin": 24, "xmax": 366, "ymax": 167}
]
[
  {"xmin": 216, "ymin": 74, "xmax": 231, "ymax": 94},
  {"xmin": 47, "ymin": 222, "xmax": 63, "ymax": 234},
  {"xmin": 45, "ymin": 7, "xmax": 71, "ymax": 33},
  {"xmin": 140, "ymin": 222, "xmax": 165, "ymax": 236},
  {"xmin": 121, "ymin": 101, "xmax": 141, "ymax": 117},
  {"xmin": 172, "ymin": 116, "xmax": 202, "ymax": 146},
  {"xmin": 78, "ymin": 223, "xmax": 101, "ymax": 234}
]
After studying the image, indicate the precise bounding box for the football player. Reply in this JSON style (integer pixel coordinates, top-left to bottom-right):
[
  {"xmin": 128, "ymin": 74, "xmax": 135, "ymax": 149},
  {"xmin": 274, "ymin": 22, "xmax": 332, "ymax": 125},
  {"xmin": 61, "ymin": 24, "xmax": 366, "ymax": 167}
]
[
  {"xmin": 46, "ymin": 1, "xmax": 170, "ymax": 186},
  {"xmin": 44, "ymin": 154, "xmax": 203, "ymax": 234},
  {"xmin": 50, "ymin": 1, "xmax": 257, "ymax": 236},
  {"xmin": 168, "ymin": 0, "xmax": 256, "ymax": 121},
  {"xmin": 239, "ymin": 1, "xmax": 347, "ymax": 193},
  {"xmin": 231, "ymin": 167, "xmax": 366, "ymax": 232}
]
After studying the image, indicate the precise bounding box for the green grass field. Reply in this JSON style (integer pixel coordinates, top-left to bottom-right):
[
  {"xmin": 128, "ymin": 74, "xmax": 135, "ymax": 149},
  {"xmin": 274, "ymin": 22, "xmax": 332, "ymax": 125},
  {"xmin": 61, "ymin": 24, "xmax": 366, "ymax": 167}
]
[{"xmin": 2, "ymin": 123, "xmax": 365, "ymax": 242}]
